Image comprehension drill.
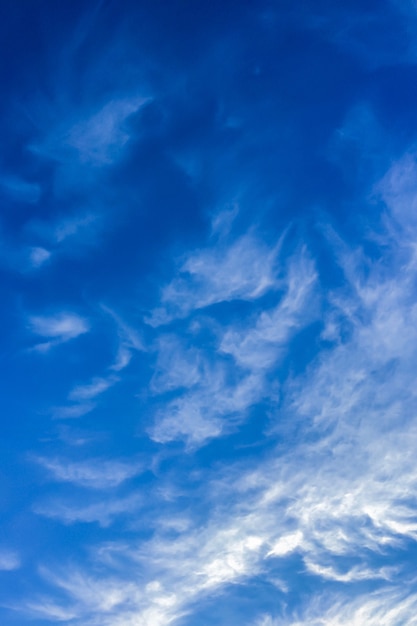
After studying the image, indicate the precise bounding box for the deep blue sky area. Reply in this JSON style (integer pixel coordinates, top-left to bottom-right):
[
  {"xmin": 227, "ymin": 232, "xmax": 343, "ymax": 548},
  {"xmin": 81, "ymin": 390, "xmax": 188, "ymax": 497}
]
[{"xmin": 1, "ymin": 1, "xmax": 417, "ymax": 624}]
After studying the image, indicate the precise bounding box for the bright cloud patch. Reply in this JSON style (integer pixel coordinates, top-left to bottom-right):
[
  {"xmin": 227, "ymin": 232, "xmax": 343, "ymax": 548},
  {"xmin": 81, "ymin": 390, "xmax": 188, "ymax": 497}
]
[
  {"xmin": 29, "ymin": 313, "xmax": 89, "ymax": 339},
  {"xmin": 28, "ymin": 312, "xmax": 90, "ymax": 351},
  {"xmin": 68, "ymin": 376, "xmax": 118, "ymax": 401},
  {"xmin": 148, "ymin": 233, "xmax": 283, "ymax": 325}
]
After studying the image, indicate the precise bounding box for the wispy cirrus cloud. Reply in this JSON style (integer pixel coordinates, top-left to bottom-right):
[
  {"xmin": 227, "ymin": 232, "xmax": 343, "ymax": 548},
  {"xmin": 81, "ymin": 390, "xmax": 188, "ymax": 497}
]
[
  {"xmin": 28, "ymin": 246, "xmax": 51, "ymax": 268},
  {"xmin": 101, "ymin": 305, "xmax": 145, "ymax": 372},
  {"xmin": 150, "ymin": 365, "xmax": 263, "ymax": 447},
  {"xmin": 0, "ymin": 549, "xmax": 20, "ymax": 572},
  {"xmin": 52, "ymin": 403, "xmax": 96, "ymax": 420},
  {"xmin": 219, "ymin": 249, "xmax": 317, "ymax": 369},
  {"xmin": 25, "ymin": 211, "xmax": 101, "ymax": 263},
  {"xmin": 35, "ymin": 456, "xmax": 142, "ymax": 489},
  {"xmin": 147, "ymin": 232, "xmax": 284, "ymax": 326},
  {"xmin": 255, "ymin": 584, "xmax": 417, "ymax": 626},
  {"xmin": 149, "ymin": 243, "xmax": 317, "ymax": 447},
  {"xmin": 69, "ymin": 376, "xmax": 118, "ymax": 402},
  {"xmin": 34, "ymin": 493, "xmax": 141, "ymax": 527},
  {"xmin": 64, "ymin": 97, "xmax": 150, "ymax": 166},
  {"xmin": 28, "ymin": 312, "xmax": 90, "ymax": 351},
  {"xmin": 376, "ymin": 151, "xmax": 417, "ymax": 233},
  {"xmin": 23, "ymin": 601, "xmax": 77, "ymax": 622},
  {"xmin": 53, "ymin": 375, "xmax": 118, "ymax": 421},
  {"xmin": 30, "ymin": 95, "xmax": 150, "ymax": 169},
  {"xmin": 48, "ymin": 307, "xmax": 143, "ymax": 420},
  {"xmin": 0, "ymin": 211, "xmax": 101, "ymax": 276},
  {"xmin": 53, "ymin": 213, "xmax": 98, "ymax": 244},
  {"xmin": 0, "ymin": 237, "xmax": 51, "ymax": 274},
  {"xmin": 150, "ymin": 335, "xmax": 202, "ymax": 394}
]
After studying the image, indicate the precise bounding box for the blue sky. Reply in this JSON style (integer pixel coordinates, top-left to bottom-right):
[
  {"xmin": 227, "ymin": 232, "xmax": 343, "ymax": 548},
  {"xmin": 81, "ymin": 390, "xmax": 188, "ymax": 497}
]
[{"xmin": 2, "ymin": 0, "xmax": 417, "ymax": 624}]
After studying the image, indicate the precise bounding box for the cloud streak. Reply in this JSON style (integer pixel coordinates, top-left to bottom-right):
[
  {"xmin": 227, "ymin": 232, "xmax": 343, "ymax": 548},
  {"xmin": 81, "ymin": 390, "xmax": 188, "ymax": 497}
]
[
  {"xmin": 36, "ymin": 456, "xmax": 143, "ymax": 489},
  {"xmin": 28, "ymin": 312, "xmax": 90, "ymax": 351}
]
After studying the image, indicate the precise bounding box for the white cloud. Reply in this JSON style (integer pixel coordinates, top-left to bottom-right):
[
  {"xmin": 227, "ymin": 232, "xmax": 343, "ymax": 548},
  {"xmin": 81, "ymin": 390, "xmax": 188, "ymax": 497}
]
[
  {"xmin": 150, "ymin": 363, "xmax": 263, "ymax": 447},
  {"xmin": 149, "ymin": 248, "xmax": 316, "ymax": 446},
  {"xmin": 150, "ymin": 335, "xmax": 202, "ymax": 393},
  {"xmin": 52, "ymin": 403, "xmax": 96, "ymax": 420},
  {"xmin": 210, "ymin": 204, "xmax": 239, "ymax": 237},
  {"xmin": 53, "ymin": 213, "xmax": 97, "ymax": 244},
  {"xmin": 101, "ymin": 305, "xmax": 145, "ymax": 371},
  {"xmin": 24, "ymin": 600, "xmax": 78, "ymax": 622},
  {"xmin": 0, "ymin": 236, "xmax": 51, "ymax": 274},
  {"xmin": 0, "ymin": 548, "xmax": 20, "ymax": 571},
  {"xmin": 31, "ymin": 95, "xmax": 150, "ymax": 168},
  {"xmin": 147, "ymin": 232, "xmax": 284, "ymax": 326},
  {"xmin": 65, "ymin": 97, "xmax": 149, "ymax": 166},
  {"xmin": 267, "ymin": 530, "xmax": 303, "ymax": 557},
  {"xmin": 29, "ymin": 313, "xmax": 89, "ymax": 339},
  {"xmin": 220, "ymin": 250, "xmax": 317, "ymax": 369},
  {"xmin": 68, "ymin": 376, "xmax": 118, "ymax": 402},
  {"xmin": 376, "ymin": 151, "xmax": 417, "ymax": 234},
  {"xmin": 45, "ymin": 309, "xmax": 141, "ymax": 422},
  {"xmin": 34, "ymin": 494, "xmax": 141, "ymax": 527},
  {"xmin": 36, "ymin": 456, "xmax": 142, "ymax": 489},
  {"xmin": 29, "ymin": 312, "xmax": 90, "ymax": 351},
  {"xmin": 29, "ymin": 246, "xmax": 51, "ymax": 268},
  {"xmin": 257, "ymin": 586, "xmax": 417, "ymax": 626},
  {"xmin": 26, "ymin": 211, "xmax": 101, "ymax": 258},
  {"xmin": 40, "ymin": 567, "xmax": 140, "ymax": 613}
]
